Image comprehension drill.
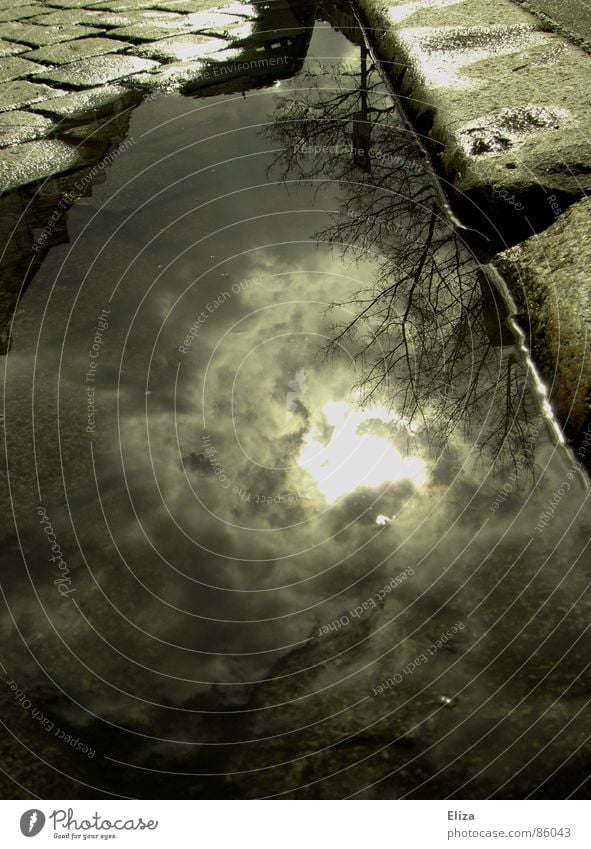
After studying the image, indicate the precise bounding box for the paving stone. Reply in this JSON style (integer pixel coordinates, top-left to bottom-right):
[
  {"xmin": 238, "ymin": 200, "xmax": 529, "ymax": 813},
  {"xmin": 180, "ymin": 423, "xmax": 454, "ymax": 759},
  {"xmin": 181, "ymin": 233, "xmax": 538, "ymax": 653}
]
[
  {"xmin": 129, "ymin": 45, "xmax": 242, "ymax": 88},
  {"xmin": 0, "ymin": 137, "xmax": 100, "ymax": 191},
  {"xmin": 0, "ymin": 23, "xmax": 102, "ymax": 47},
  {"xmin": 135, "ymin": 32, "xmax": 230, "ymax": 60},
  {"xmin": 0, "ymin": 56, "xmax": 45, "ymax": 82},
  {"xmin": 106, "ymin": 20, "xmax": 199, "ymax": 42},
  {"xmin": 199, "ymin": 18, "xmax": 254, "ymax": 40},
  {"xmin": 0, "ymin": 80, "xmax": 67, "ymax": 112},
  {"xmin": 28, "ymin": 10, "xmax": 112, "ymax": 26},
  {"xmin": 497, "ymin": 198, "xmax": 591, "ymax": 434},
  {"xmin": 0, "ymin": 5, "xmax": 54, "ymax": 22},
  {"xmin": 186, "ymin": 10, "xmax": 249, "ymax": 30},
  {"xmin": 154, "ymin": 0, "xmax": 218, "ymax": 9},
  {"xmin": 25, "ymin": 36, "xmax": 131, "ymax": 65},
  {"xmin": 155, "ymin": 0, "xmax": 245, "ymax": 10},
  {"xmin": 0, "ymin": 42, "xmax": 28, "ymax": 59},
  {"xmin": 30, "ymin": 9, "xmax": 170, "ymax": 26},
  {"xmin": 356, "ymin": 0, "xmax": 591, "ymax": 248},
  {"xmin": 157, "ymin": 0, "xmax": 258, "ymax": 15},
  {"xmin": 92, "ymin": 0, "xmax": 176, "ymax": 9},
  {"xmin": 45, "ymin": 0, "xmax": 109, "ymax": 7},
  {"xmin": 36, "ymin": 54, "xmax": 160, "ymax": 87},
  {"xmin": 32, "ymin": 83, "xmax": 140, "ymax": 119},
  {"xmin": 128, "ymin": 56, "xmax": 206, "ymax": 88},
  {"xmin": 0, "ymin": 110, "xmax": 54, "ymax": 147}
]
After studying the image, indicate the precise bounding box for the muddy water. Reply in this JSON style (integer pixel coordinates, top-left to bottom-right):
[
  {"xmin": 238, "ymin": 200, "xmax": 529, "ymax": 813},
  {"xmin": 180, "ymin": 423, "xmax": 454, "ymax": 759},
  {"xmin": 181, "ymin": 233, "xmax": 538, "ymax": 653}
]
[{"xmin": 1, "ymin": 4, "xmax": 589, "ymax": 799}]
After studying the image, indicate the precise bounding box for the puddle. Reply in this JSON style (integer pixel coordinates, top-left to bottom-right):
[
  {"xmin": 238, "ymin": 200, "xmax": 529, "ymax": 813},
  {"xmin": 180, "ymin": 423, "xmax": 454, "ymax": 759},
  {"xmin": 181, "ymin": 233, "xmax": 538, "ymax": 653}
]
[
  {"xmin": 459, "ymin": 104, "xmax": 571, "ymax": 156},
  {"xmin": 0, "ymin": 0, "xmax": 589, "ymax": 800}
]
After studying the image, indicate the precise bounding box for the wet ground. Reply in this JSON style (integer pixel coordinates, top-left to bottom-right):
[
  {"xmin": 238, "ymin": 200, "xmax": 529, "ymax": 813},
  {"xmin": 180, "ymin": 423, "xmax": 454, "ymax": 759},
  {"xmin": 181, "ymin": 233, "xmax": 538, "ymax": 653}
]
[
  {"xmin": 512, "ymin": 0, "xmax": 591, "ymax": 46},
  {"xmin": 1, "ymin": 1, "xmax": 590, "ymax": 799}
]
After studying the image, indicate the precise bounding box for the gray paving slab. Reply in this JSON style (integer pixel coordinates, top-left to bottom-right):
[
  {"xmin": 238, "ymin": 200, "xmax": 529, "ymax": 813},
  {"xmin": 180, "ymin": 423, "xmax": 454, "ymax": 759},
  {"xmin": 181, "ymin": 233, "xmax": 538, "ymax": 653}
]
[
  {"xmin": 0, "ymin": 80, "xmax": 66, "ymax": 112},
  {"xmin": 127, "ymin": 56, "xmax": 206, "ymax": 88},
  {"xmin": 497, "ymin": 197, "xmax": 591, "ymax": 434},
  {"xmin": 35, "ymin": 54, "xmax": 160, "ymax": 87},
  {"xmin": 134, "ymin": 32, "xmax": 229, "ymax": 60},
  {"xmin": 92, "ymin": 0, "xmax": 177, "ymax": 9},
  {"xmin": 0, "ymin": 23, "xmax": 102, "ymax": 47},
  {"xmin": 155, "ymin": 0, "xmax": 228, "ymax": 9},
  {"xmin": 185, "ymin": 10, "xmax": 250, "ymax": 29},
  {"xmin": 356, "ymin": 0, "xmax": 591, "ymax": 245},
  {"xmin": 0, "ymin": 109, "xmax": 54, "ymax": 147},
  {"xmin": 0, "ymin": 41, "xmax": 27, "ymax": 58},
  {"xmin": 513, "ymin": 0, "xmax": 591, "ymax": 46},
  {"xmin": 32, "ymin": 9, "xmax": 174, "ymax": 27},
  {"xmin": 28, "ymin": 10, "xmax": 114, "ymax": 26},
  {"xmin": 0, "ymin": 137, "xmax": 100, "ymax": 191},
  {"xmin": 24, "ymin": 37, "xmax": 131, "ymax": 65},
  {"xmin": 157, "ymin": 0, "xmax": 257, "ymax": 15},
  {"xmin": 45, "ymin": 0, "xmax": 110, "ymax": 7},
  {"xmin": 0, "ymin": 56, "xmax": 45, "ymax": 82},
  {"xmin": 31, "ymin": 83, "xmax": 140, "ymax": 119},
  {"xmin": 128, "ymin": 44, "xmax": 241, "ymax": 87},
  {"xmin": 0, "ymin": 6, "xmax": 54, "ymax": 23},
  {"xmin": 106, "ymin": 20, "xmax": 200, "ymax": 42}
]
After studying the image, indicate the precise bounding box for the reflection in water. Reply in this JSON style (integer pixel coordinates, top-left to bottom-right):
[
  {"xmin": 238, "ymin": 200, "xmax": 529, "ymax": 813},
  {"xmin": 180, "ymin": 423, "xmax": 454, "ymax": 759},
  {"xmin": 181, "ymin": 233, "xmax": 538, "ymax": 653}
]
[
  {"xmin": 0, "ymin": 1, "xmax": 590, "ymax": 802},
  {"xmin": 265, "ymin": 45, "xmax": 544, "ymax": 473},
  {"xmin": 298, "ymin": 401, "xmax": 426, "ymax": 503}
]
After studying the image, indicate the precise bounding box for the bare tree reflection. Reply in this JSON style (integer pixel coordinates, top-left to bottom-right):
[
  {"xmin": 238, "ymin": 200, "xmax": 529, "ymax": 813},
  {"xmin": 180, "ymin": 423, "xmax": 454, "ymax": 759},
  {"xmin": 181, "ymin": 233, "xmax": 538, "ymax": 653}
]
[{"xmin": 266, "ymin": 46, "xmax": 541, "ymax": 473}]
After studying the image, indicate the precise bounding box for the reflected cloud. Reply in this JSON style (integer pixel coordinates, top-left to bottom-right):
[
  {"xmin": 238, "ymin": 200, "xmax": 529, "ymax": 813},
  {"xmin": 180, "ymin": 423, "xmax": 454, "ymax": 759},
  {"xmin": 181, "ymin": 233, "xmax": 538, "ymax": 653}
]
[{"xmin": 298, "ymin": 400, "xmax": 427, "ymax": 502}]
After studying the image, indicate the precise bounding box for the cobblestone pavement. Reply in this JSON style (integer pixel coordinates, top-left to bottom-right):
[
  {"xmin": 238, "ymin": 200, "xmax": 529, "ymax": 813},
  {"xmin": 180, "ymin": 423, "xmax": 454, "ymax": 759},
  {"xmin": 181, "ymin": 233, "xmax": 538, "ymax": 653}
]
[
  {"xmin": 0, "ymin": 0, "xmax": 307, "ymax": 191},
  {"xmin": 512, "ymin": 0, "xmax": 591, "ymax": 48}
]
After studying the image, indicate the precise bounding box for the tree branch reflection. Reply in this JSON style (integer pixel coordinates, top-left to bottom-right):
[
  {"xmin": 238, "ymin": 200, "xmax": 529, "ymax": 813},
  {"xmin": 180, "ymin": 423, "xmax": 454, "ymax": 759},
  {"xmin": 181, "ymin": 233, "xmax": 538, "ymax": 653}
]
[{"xmin": 266, "ymin": 47, "xmax": 541, "ymax": 475}]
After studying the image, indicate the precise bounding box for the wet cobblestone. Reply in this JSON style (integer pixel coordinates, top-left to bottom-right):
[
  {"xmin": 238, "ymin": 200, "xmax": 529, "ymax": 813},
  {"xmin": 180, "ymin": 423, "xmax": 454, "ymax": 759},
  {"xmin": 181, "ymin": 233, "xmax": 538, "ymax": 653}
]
[
  {"xmin": 0, "ymin": 0, "xmax": 260, "ymax": 190},
  {"xmin": 0, "ymin": 110, "xmax": 54, "ymax": 147},
  {"xmin": 0, "ymin": 23, "xmax": 103, "ymax": 47},
  {"xmin": 35, "ymin": 52, "xmax": 160, "ymax": 86},
  {"xmin": 25, "ymin": 36, "xmax": 131, "ymax": 65},
  {"xmin": 0, "ymin": 56, "xmax": 45, "ymax": 82}
]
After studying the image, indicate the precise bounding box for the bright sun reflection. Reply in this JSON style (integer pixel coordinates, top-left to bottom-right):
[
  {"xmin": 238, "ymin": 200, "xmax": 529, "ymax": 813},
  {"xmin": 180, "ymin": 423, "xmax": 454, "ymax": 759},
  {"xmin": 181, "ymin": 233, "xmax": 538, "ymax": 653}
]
[{"xmin": 298, "ymin": 401, "xmax": 427, "ymax": 503}]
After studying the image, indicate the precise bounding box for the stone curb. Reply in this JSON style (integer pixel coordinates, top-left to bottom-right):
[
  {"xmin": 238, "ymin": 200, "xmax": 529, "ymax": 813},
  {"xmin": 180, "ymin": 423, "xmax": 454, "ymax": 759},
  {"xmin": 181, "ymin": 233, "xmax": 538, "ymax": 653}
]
[
  {"xmin": 354, "ymin": 0, "xmax": 591, "ymax": 441},
  {"xmin": 497, "ymin": 197, "xmax": 591, "ymax": 440},
  {"xmin": 354, "ymin": 0, "xmax": 591, "ymax": 248}
]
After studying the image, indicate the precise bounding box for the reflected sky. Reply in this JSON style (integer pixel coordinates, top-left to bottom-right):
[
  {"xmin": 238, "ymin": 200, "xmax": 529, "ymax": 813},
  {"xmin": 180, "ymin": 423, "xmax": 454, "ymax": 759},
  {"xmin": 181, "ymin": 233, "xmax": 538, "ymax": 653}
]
[{"xmin": 1, "ymin": 12, "xmax": 590, "ymax": 800}]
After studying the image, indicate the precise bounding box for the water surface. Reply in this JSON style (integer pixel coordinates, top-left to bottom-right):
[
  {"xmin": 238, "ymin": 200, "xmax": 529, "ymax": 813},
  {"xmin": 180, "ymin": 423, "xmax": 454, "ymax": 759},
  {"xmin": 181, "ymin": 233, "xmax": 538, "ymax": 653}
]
[{"xmin": 1, "ymin": 2, "xmax": 590, "ymax": 799}]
